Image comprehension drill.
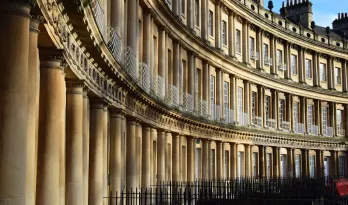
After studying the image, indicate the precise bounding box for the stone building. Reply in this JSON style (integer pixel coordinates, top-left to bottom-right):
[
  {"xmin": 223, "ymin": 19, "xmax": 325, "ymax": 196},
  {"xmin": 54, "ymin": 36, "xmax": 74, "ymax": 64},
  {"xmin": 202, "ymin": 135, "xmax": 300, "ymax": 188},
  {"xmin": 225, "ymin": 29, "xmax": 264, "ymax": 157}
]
[{"xmin": 0, "ymin": 0, "xmax": 348, "ymax": 204}]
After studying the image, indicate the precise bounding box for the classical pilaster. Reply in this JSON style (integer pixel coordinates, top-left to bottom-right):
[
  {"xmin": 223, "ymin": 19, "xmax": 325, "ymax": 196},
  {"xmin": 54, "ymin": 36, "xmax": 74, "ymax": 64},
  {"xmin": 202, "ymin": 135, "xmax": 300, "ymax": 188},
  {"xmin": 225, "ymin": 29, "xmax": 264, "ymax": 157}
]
[
  {"xmin": 157, "ymin": 129, "xmax": 166, "ymax": 183},
  {"xmin": 201, "ymin": 0, "xmax": 208, "ymax": 40},
  {"xmin": 228, "ymin": 12, "xmax": 235, "ymax": 57},
  {"xmin": 298, "ymin": 47, "xmax": 305, "ymax": 83},
  {"xmin": 143, "ymin": 9, "xmax": 152, "ymax": 67},
  {"xmin": 158, "ymin": 28, "xmax": 166, "ymax": 97},
  {"xmin": 88, "ymin": 99, "xmax": 106, "ymax": 205},
  {"xmin": 187, "ymin": 0, "xmax": 194, "ymax": 30},
  {"xmin": 316, "ymin": 150, "xmax": 324, "ymax": 177},
  {"xmin": 126, "ymin": 118, "xmax": 138, "ymax": 188},
  {"xmin": 0, "ymin": 2, "xmax": 31, "ymax": 204},
  {"xmin": 188, "ymin": 52, "xmax": 196, "ymax": 97},
  {"xmin": 36, "ymin": 50, "xmax": 66, "ymax": 205},
  {"xmin": 244, "ymin": 81, "xmax": 250, "ymax": 125},
  {"xmin": 284, "ymin": 42, "xmax": 291, "ymax": 80},
  {"xmin": 127, "ymin": 0, "xmax": 138, "ymax": 76},
  {"xmin": 26, "ymin": 16, "xmax": 40, "ymax": 205},
  {"xmin": 216, "ymin": 68, "xmax": 222, "ymax": 118},
  {"xmin": 65, "ymin": 81, "xmax": 84, "ymax": 205},
  {"xmin": 109, "ymin": 110, "xmax": 123, "ymax": 193},
  {"xmin": 256, "ymin": 29, "xmax": 264, "ymax": 70},
  {"xmin": 259, "ymin": 146, "xmax": 265, "ymax": 177},
  {"xmin": 181, "ymin": 136, "xmax": 188, "ymax": 181},
  {"xmin": 103, "ymin": 106, "xmax": 108, "ymax": 205},
  {"xmin": 82, "ymin": 88, "xmax": 90, "ymax": 205},
  {"xmin": 328, "ymin": 56, "xmax": 334, "ymax": 89},
  {"xmin": 203, "ymin": 61, "xmax": 210, "ymax": 108},
  {"xmin": 173, "ymin": 41, "xmax": 181, "ymax": 91},
  {"xmin": 242, "ymin": 22, "xmax": 250, "ymax": 64},
  {"xmin": 136, "ymin": 123, "xmax": 142, "ymax": 187},
  {"xmin": 111, "ymin": 0, "xmax": 124, "ymax": 43},
  {"xmin": 230, "ymin": 75, "xmax": 237, "ymax": 121},
  {"xmin": 342, "ymin": 61, "xmax": 348, "ymax": 92},
  {"xmin": 270, "ymin": 35, "xmax": 277, "ymax": 75},
  {"xmin": 301, "ymin": 149, "xmax": 309, "ymax": 177},
  {"xmin": 215, "ymin": 0, "xmax": 221, "ymax": 49},
  {"xmin": 141, "ymin": 125, "xmax": 151, "ymax": 188},
  {"xmin": 172, "ymin": 134, "xmax": 180, "ymax": 181},
  {"xmin": 272, "ymin": 147, "xmax": 279, "ymax": 177}
]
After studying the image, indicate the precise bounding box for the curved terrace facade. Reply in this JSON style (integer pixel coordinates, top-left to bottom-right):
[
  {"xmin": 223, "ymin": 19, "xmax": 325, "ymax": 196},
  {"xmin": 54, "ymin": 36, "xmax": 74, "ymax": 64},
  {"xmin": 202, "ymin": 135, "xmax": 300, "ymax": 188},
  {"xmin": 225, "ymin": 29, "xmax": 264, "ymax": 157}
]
[{"xmin": 1, "ymin": 0, "xmax": 348, "ymax": 204}]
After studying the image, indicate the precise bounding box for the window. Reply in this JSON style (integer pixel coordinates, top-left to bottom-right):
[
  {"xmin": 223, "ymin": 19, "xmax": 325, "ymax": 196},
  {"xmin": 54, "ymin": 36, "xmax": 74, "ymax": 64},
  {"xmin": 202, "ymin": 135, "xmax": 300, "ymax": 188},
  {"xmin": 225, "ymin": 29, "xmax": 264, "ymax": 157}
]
[
  {"xmin": 337, "ymin": 109, "xmax": 343, "ymax": 134},
  {"xmin": 339, "ymin": 156, "xmax": 345, "ymax": 177},
  {"xmin": 322, "ymin": 107, "xmax": 328, "ymax": 133},
  {"xmin": 295, "ymin": 155, "xmax": 300, "ymax": 178},
  {"xmin": 279, "ymin": 99, "xmax": 285, "ymax": 125},
  {"xmin": 249, "ymin": 37, "xmax": 254, "ymax": 57},
  {"xmin": 308, "ymin": 105, "xmax": 313, "ymax": 133},
  {"xmin": 266, "ymin": 153, "xmax": 271, "ymax": 178},
  {"xmin": 263, "ymin": 44, "xmax": 269, "ymax": 64},
  {"xmin": 305, "ymin": 59, "xmax": 312, "ymax": 79},
  {"xmin": 252, "ymin": 152, "xmax": 258, "ymax": 177},
  {"xmin": 236, "ymin": 29, "xmax": 241, "ymax": 54},
  {"xmin": 293, "ymin": 102, "xmax": 298, "ymax": 131},
  {"xmin": 265, "ymin": 96, "xmax": 270, "ymax": 120},
  {"xmin": 310, "ymin": 155, "xmax": 315, "ymax": 178},
  {"xmin": 222, "ymin": 20, "xmax": 227, "ymax": 45},
  {"xmin": 277, "ymin": 49, "xmax": 282, "ymax": 66},
  {"xmin": 291, "ymin": 54, "xmax": 297, "ymax": 74},
  {"xmin": 320, "ymin": 63, "xmax": 326, "ymax": 82},
  {"xmin": 223, "ymin": 82, "xmax": 229, "ymax": 120},
  {"xmin": 251, "ymin": 92, "xmax": 256, "ymax": 120},
  {"xmin": 237, "ymin": 87, "xmax": 243, "ymax": 123},
  {"xmin": 208, "ymin": 10, "xmax": 213, "ymax": 36},
  {"xmin": 181, "ymin": 0, "xmax": 185, "ymax": 15},
  {"xmin": 194, "ymin": 0, "xmax": 199, "ymax": 26},
  {"xmin": 335, "ymin": 67, "xmax": 341, "ymax": 85},
  {"xmin": 238, "ymin": 152, "xmax": 243, "ymax": 178},
  {"xmin": 210, "ymin": 76, "xmax": 215, "ymax": 119}
]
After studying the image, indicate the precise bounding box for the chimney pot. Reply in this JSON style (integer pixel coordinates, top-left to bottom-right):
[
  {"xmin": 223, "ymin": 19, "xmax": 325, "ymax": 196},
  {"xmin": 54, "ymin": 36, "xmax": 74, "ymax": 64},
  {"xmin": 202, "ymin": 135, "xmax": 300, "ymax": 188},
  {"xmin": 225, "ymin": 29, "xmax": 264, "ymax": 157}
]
[
  {"xmin": 345, "ymin": 13, "xmax": 348, "ymax": 18},
  {"xmin": 338, "ymin": 13, "xmax": 341, "ymax": 20}
]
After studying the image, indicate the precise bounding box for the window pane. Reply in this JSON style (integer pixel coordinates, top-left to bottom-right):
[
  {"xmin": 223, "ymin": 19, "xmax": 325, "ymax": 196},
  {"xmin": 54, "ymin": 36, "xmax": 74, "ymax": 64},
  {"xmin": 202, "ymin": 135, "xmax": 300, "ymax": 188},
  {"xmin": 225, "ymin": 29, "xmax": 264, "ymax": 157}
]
[{"xmin": 291, "ymin": 55, "xmax": 297, "ymax": 74}]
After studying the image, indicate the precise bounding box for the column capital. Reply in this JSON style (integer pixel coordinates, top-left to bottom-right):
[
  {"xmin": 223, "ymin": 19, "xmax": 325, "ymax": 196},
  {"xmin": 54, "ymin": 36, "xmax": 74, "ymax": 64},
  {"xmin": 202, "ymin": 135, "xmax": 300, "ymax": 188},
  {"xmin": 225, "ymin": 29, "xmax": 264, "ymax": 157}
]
[
  {"xmin": 66, "ymin": 80, "xmax": 85, "ymax": 95},
  {"xmin": 40, "ymin": 48, "xmax": 66, "ymax": 71},
  {"xmin": 109, "ymin": 108, "xmax": 126, "ymax": 118},
  {"xmin": 89, "ymin": 98, "xmax": 108, "ymax": 109},
  {"xmin": 0, "ymin": 1, "xmax": 31, "ymax": 17},
  {"xmin": 29, "ymin": 15, "xmax": 43, "ymax": 33}
]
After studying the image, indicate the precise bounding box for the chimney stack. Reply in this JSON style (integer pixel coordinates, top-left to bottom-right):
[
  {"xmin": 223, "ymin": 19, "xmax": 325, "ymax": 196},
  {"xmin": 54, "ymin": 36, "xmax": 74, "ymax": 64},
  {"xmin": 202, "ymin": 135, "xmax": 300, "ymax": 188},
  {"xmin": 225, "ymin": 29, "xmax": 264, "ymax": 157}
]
[
  {"xmin": 333, "ymin": 12, "xmax": 348, "ymax": 34},
  {"xmin": 281, "ymin": 0, "xmax": 313, "ymax": 28}
]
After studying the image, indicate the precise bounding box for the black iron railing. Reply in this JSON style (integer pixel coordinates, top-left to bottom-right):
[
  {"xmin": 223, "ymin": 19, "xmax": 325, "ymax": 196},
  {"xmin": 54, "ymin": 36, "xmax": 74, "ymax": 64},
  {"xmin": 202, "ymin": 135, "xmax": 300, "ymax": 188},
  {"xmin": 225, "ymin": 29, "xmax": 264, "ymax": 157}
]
[{"xmin": 104, "ymin": 177, "xmax": 348, "ymax": 205}]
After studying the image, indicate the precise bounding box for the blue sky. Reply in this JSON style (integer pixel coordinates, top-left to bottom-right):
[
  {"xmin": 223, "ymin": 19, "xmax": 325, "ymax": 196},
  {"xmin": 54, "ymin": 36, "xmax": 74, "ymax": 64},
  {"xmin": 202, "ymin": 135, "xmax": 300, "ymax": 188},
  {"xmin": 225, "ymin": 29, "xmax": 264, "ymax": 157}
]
[{"xmin": 271, "ymin": 0, "xmax": 348, "ymax": 28}]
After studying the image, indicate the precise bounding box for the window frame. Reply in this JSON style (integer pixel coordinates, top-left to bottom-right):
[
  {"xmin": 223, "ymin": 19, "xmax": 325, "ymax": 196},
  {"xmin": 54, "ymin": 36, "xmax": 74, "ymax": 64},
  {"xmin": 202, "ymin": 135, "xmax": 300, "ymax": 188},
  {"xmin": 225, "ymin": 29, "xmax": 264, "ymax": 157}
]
[
  {"xmin": 236, "ymin": 29, "xmax": 241, "ymax": 54},
  {"xmin": 335, "ymin": 67, "xmax": 341, "ymax": 85},
  {"xmin": 320, "ymin": 63, "xmax": 327, "ymax": 82},
  {"xmin": 305, "ymin": 59, "xmax": 312, "ymax": 79},
  {"xmin": 208, "ymin": 10, "xmax": 213, "ymax": 37},
  {"xmin": 194, "ymin": 0, "xmax": 199, "ymax": 27},
  {"xmin": 291, "ymin": 54, "xmax": 297, "ymax": 75}
]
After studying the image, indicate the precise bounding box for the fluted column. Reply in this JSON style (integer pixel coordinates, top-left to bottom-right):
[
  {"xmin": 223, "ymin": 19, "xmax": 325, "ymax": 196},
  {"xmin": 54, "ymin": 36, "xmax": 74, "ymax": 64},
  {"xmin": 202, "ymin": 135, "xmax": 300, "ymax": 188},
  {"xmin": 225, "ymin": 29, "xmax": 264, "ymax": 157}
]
[
  {"xmin": 65, "ymin": 81, "xmax": 84, "ymax": 205},
  {"xmin": 187, "ymin": 137, "xmax": 195, "ymax": 181},
  {"xmin": 88, "ymin": 100, "xmax": 106, "ymax": 205},
  {"xmin": 26, "ymin": 17, "xmax": 40, "ymax": 205},
  {"xmin": 202, "ymin": 139, "xmax": 210, "ymax": 179},
  {"xmin": 172, "ymin": 134, "xmax": 180, "ymax": 181},
  {"xmin": 109, "ymin": 110, "xmax": 123, "ymax": 193},
  {"xmin": 230, "ymin": 142, "xmax": 237, "ymax": 179},
  {"xmin": 36, "ymin": 50, "xmax": 66, "ymax": 205},
  {"xmin": 157, "ymin": 130, "xmax": 166, "ymax": 183},
  {"xmin": 141, "ymin": 125, "xmax": 151, "ymax": 188},
  {"xmin": 83, "ymin": 88, "xmax": 90, "ymax": 205},
  {"xmin": 0, "ymin": 2, "xmax": 30, "ymax": 204}
]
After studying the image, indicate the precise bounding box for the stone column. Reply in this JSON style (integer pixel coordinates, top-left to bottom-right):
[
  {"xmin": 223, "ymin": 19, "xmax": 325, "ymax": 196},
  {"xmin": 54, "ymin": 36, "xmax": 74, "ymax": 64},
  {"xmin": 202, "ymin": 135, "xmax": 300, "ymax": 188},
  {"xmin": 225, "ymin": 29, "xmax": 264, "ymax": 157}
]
[
  {"xmin": 242, "ymin": 22, "xmax": 249, "ymax": 64},
  {"xmin": 143, "ymin": 10, "xmax": 152, "ymax": 67},
  {"xmin": 272, "ymin": 147, "xmax": 279, "ymax": 177},
  {"xmin": 109, "ymin": 110, "xmax": 123, "ymax": 193},
  {"xmin": 244, "ymin": 81, "xmax": 250, "ymax": 125},
  {"xmin": 136, "ymin": 123, "xmax": 142, "ymax": 187},
  {"xmin": 88, "ymin": 100, "xmax": 106, "ymax": 205},
  {"xmin": 230, "ymin": 142, "xmax": 237, "ymax": 179},
  {"xmin": 215, "ymin": 0, "xmax": 221, "ymax": 49},
  {"xmin": 331, "ymin": 151, "xmax": 338, "ymax": 177},
  {"xmin": 126, "ymin": 118, "xmax": 138, "ymax": 189},
  {"xmin": 316, "ymin": 150, "xmax": 324, "ymax": 177},
  {"xmin": 36, "ymin": 50, "xmax": 66, "ymax": 205},
  {"xmin": 201, "ymin": 0, "xmax": 208, "ymax": 40},
  {"xmin": 0, "ymin": 2, "xmax": 30, "ymax": 204},
  {"xmin": 111, "ymin": 0, "xmax": 124, "ymax": 41},
  {"xmin": 245, "ymin": 144, "xmax": 250, "ymax": 177},
  {"xmin": 230, "ymin": 75, "xmax": 237, "ymax": 121},
  {"xmin": 228, "ymin": 12, "xmax": 235, "ymax": 57},
  {"xmin": 65, "ymin": 81, "xmax": 84, "ymax": 205},
  {"xmin": 287, "ymin": 148, "xmax": 293, "ymax": 177},
  {"xmin": 216, "ymin": 141, "xmax": 223, "ymax": 179},
  {"xmin": 173, "ymin": 41, "xmax": 180, "ymax": 91},
  {"xmin": 187, "ymin": 0, "xmax": 194, "ymax": 30},
  {"xmin": 26, "ymin": 16, "xmax": 40, "ymax": 205},
  {"xmin": 259, "ymin": 146, "xmax": 265, "ymax": 177},
  {"xmin": 202, "ymin": 139, "xmax": 210, "ymax": 179},
  {"xmin": 188, "ymin": 52, "xmax": 195, "ymax": 96},
  {"xmin": 172, "ymin": 134, "xmax": 180, "ymax": 181},
  {"xmin": 141, "ymin": 125, "xmax": 151, "ymax": 188},
  {"xmin": 256, "ymin": 29, "xmax": 264, "ymax": 70},
  {"xmin": 342, "ymin": 61, "xmax": 348, "ymax": 92},
  {"xmin": 216, "ymin": 68, "xmax": 222, "ymax": 118},
  {"xmin": 172, "ymin": 0, "xmax": 179, "ymax": 16},
  {"xmin": 284, "ymin": 42, "xmax": 291, "ymax": 80},
  {"xmin": 82, "ymin": 88, "xmax": 90, "ymax": 205},
  {"xmin": 127, "ymin": 0, "xmax": 138, "ymax": 77},
  {"xmin": 150, "ymin": 128, "xmax": 157, "ymax": 185},
  {"xmin": 328, "ymin": 56, "xmax": 334, "ymax": 90},
  {"xmin": 203, "ymin": 61, "xmax": 210, "ymax": 109},
  {"xmin": 158, "ymin": 28, "xmax": 166, "ymax": 97},
  {"xmin": 181, "ymin": 136, "xmax": 188, "ymax": 181},
  {"xmin": 298, "ymin": 47, "xmax": 305, "ymax": 83},
  {"xmin": 103, "ymin": 107, "xmax": 108, "ymax": 205},
  {"xmin": 157, "ymin": 130, "xmax": 166, "ymax": 183},
  {"xmin": 166, "ymin": 132, "xmax": 172, "ymax": 182},
  {"xmin": 301, "ymin": 149, "xmax": 308, "ymax": 177},
  {"xmin": 270, "ymin": 36, "xmax": 277, "ymax": 75},
  {"xmin": 187, "ymin": 137, "xmax": 195, "ymax": 181}
]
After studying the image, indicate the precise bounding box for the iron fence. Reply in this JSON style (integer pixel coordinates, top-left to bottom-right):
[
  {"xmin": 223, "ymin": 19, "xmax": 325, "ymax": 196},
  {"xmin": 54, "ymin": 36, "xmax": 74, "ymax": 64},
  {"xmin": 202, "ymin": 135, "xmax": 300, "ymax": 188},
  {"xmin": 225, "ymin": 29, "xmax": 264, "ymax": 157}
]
[{"xmin": 105, "ymin": 177, "xmax": 348, "ymax": 205}]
